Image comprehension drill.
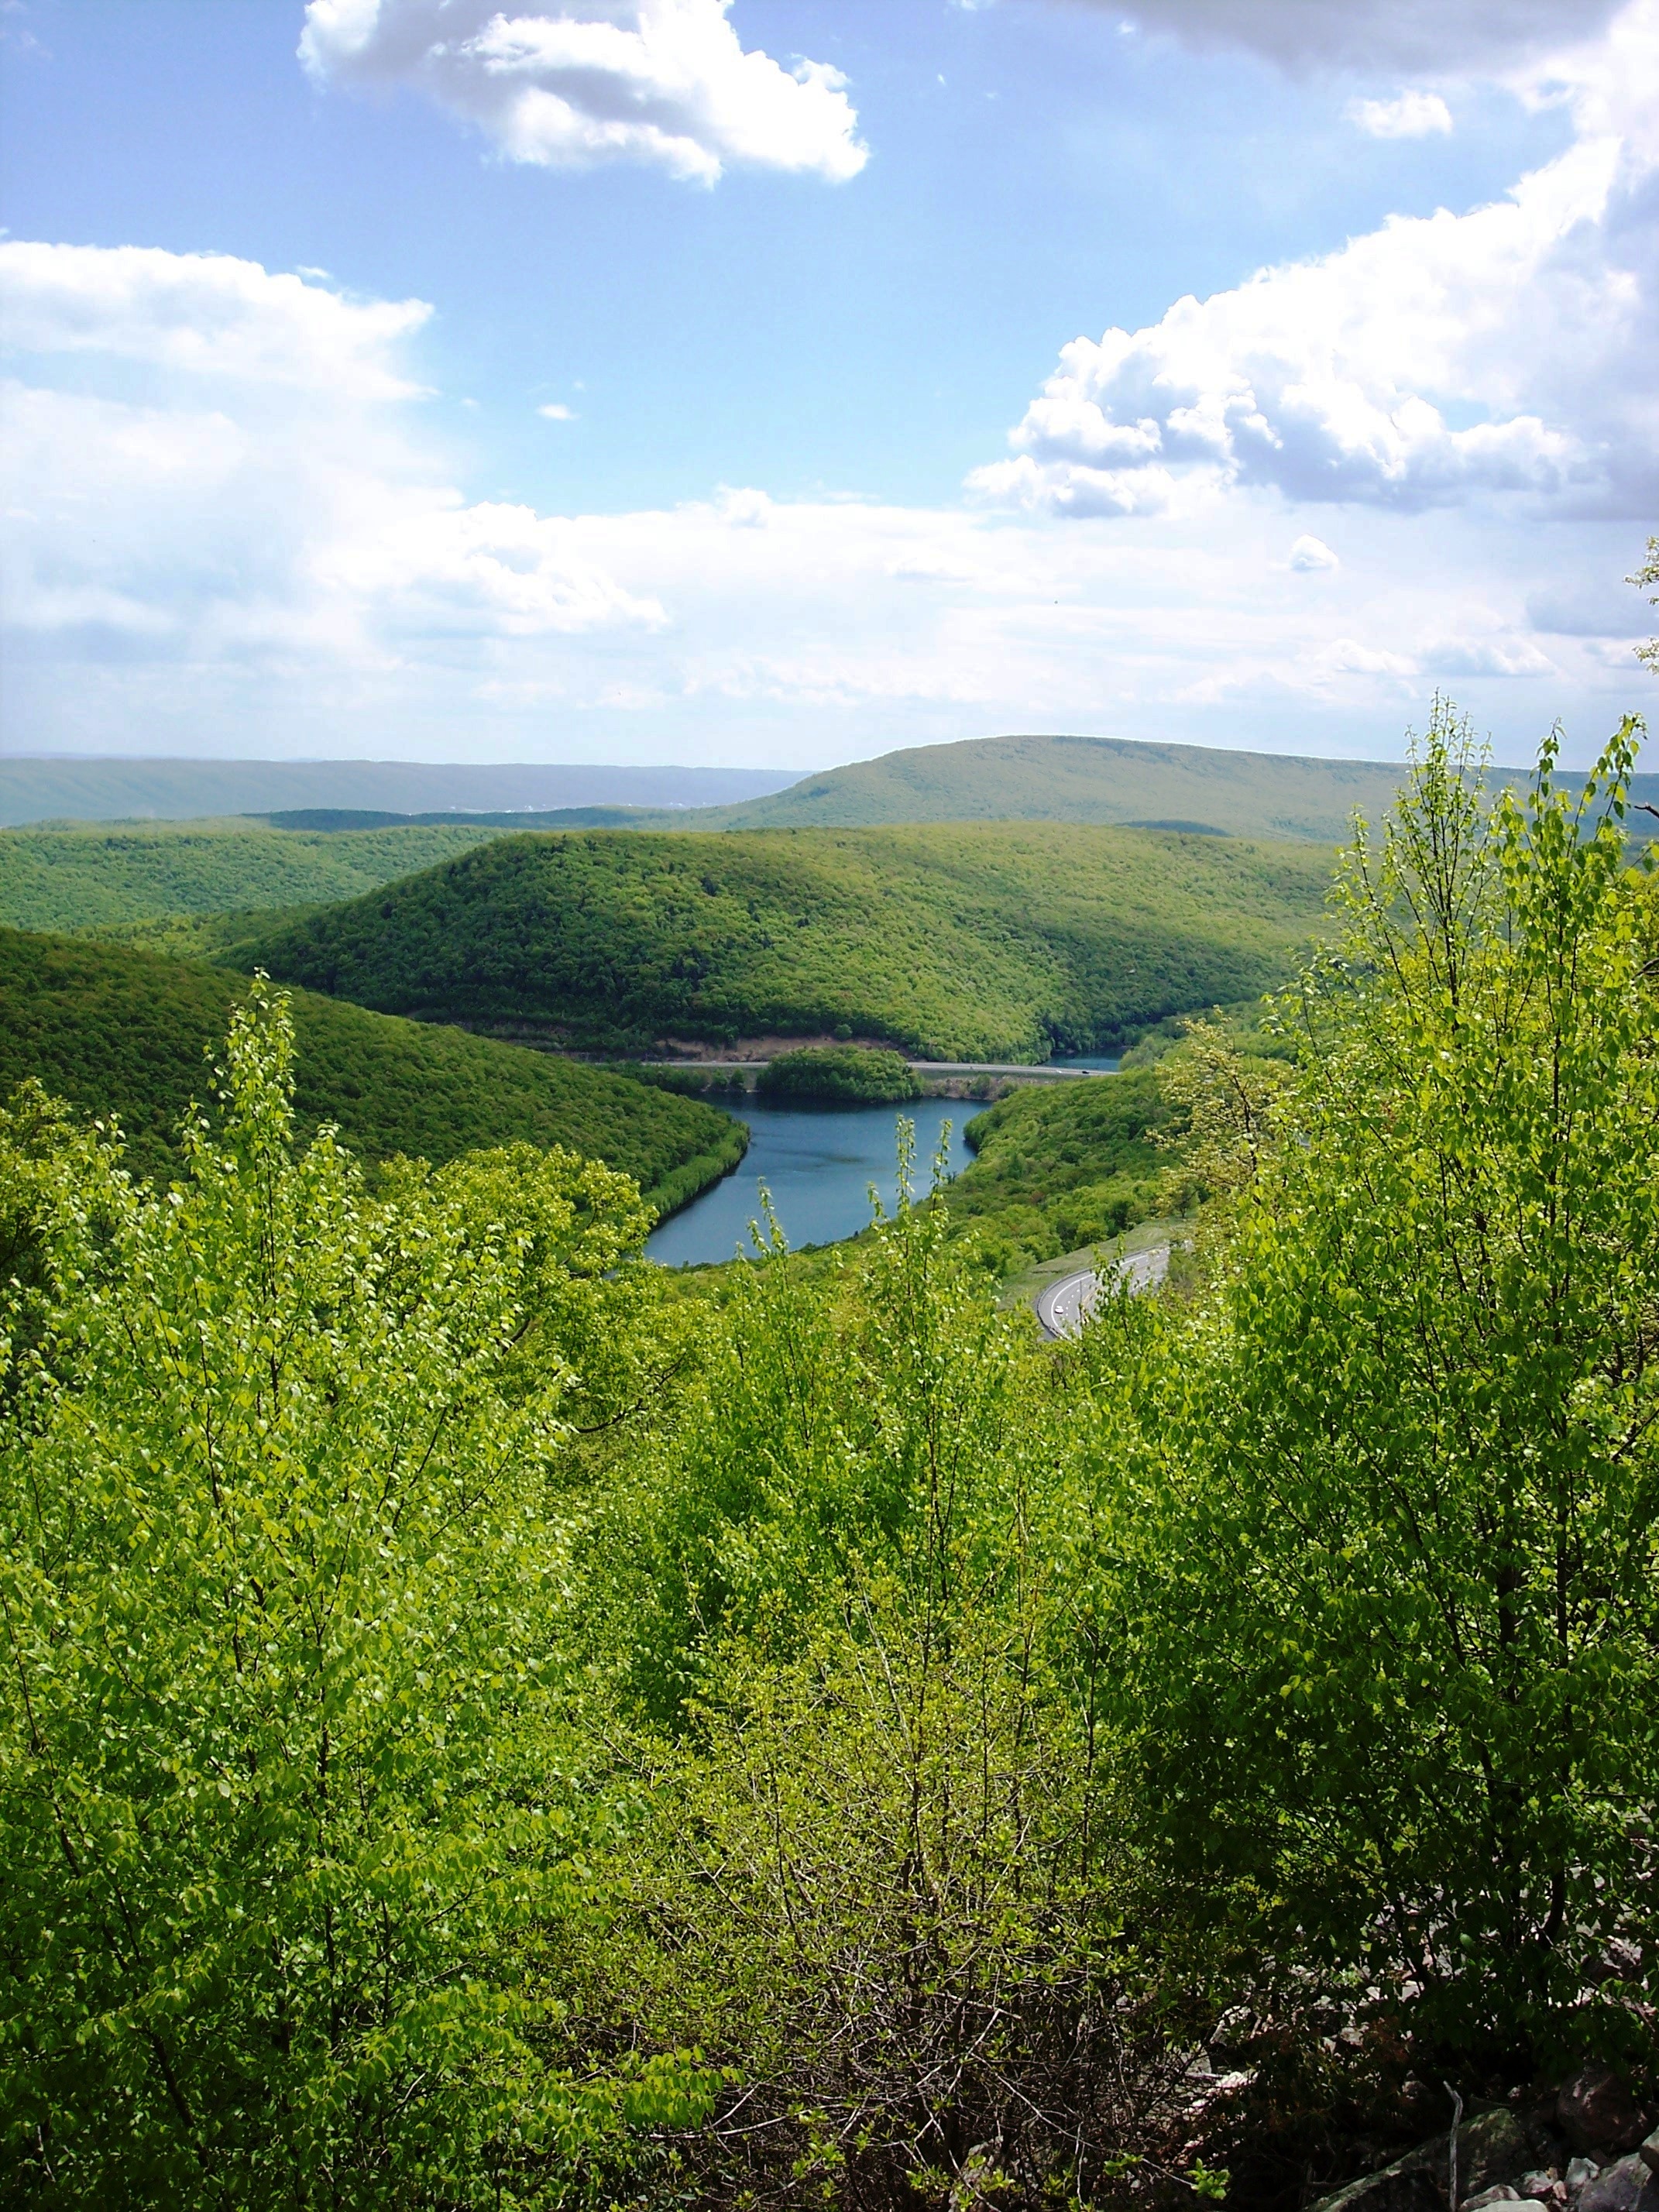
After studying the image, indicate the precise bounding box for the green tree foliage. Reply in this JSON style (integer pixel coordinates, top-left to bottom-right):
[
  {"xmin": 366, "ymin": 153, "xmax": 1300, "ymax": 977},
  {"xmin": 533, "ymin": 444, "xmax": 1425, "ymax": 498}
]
[
  {"xmin": 1634, "ymin": 534, "xmax": 1657, "ymax": 675},
  {"xmin": 943, "ymin": 1067, "xmax": 1173, "ymax": 1276},
  {"xmin": 238, "ymin": 821, "xmax": 1332, "ymax": 1061},
  {"xmin": 1114, "ymin": 704, "xmax": 1659, "ymax": 2066},
  {"xmin": 579, "ymin": 1155, "xmax": 1180, "ymax": 2206},
  {"xmin": 1150, "ymin": 1016, "xmax": 1286, "ymax": 1221},
  {"xmin": 0, "ymin": 819, "xmax": 500, "ymax": 934},
  {"xmin": 0, "ymin": 926, "xmax": 744, "ymax": 1207},
  {"xmin": 754, "ymin": 1044, "xmax": 921, "ymax": 1101},
  {"xmin": 5, "ymin": 708, "xmax": 1656, "ymax": 2209},
  {"xmin": 0, "ymin": 985, "xmax": 714, "ymax": 2206}
]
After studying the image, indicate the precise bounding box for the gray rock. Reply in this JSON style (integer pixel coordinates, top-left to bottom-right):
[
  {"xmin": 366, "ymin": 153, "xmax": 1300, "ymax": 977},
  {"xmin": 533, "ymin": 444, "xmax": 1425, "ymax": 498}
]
[
  {"xmin": 1463, "ymin": 2189, "xmax": 1520, "ymax": 2210},
  {"xmin": 1569, "ymin": 2162, "xmax": 1602, "ymax": 2197},
  {"xmin": 1640, "ymin": 2132, "xmax": 1659, "ymax": 2181},
  {"xmin": 1311, "ymin": 2109, "xmax": 1537, "ymax": 2212},
  {"xmin": 1463, "ymin": 2113, "xmax": 1548, "ymax": 2197},
  {"xmin": 1559, "ymin": 2072, "xmax": 1654, "ymax": 2159},
  {"xmin": 1577, "ymin": 2155, "xmax": 1659, "ymax": 2212},
  {"xmin": 1600, "ymin": 1939, "xmax": 1643, "ymax": 1982},
  {"xmin": 1309, "ymin": 2156, "xmax": 1444, "ymax": 2212}
]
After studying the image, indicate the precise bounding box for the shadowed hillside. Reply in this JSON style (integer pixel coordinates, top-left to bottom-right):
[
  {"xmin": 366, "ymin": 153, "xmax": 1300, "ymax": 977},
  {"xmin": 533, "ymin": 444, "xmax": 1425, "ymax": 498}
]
[
  {"xmin": 239, "ymin": 820, "xmax": 1333, "ymax": 1062},
  {"xmin": 0, "ymin": 926, "xmax": 744, "ymax": 1207}
]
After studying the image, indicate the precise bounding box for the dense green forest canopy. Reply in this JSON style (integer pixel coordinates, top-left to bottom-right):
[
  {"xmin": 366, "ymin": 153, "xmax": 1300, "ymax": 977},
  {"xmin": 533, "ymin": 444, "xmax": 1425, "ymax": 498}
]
[
  {"xmin": 0, "ymin": 817, "xmax": 501, "ymax": 933},
  {"xmin": 0, "ymin": 926, "xmax": 743, "ymax": 1207},
  {"xmin": 236, "ymin": 819, "xmax": 1333, "ymax": 1060},
  {"xmin": 755, "ymin": 1044, "xmax": 922, "ymax": 1101},
  {"xmin": 941, "ymin": 1015, "xmax": 1290, "ymax": 1277},
  {"xmin": 2, "ymin": 710, "xmax": 1655, "ymax": 2210},
  {"xmin": 946, "ymin": 1063, "xmax": 1173, "ymax": 1274}
]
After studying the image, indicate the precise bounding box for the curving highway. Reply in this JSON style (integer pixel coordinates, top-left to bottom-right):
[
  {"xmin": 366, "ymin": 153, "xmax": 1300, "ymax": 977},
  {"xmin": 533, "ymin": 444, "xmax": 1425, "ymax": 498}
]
[{"xmin": 1034, "ymin": 1243, "xmax": 1170, "ymax": 1339}]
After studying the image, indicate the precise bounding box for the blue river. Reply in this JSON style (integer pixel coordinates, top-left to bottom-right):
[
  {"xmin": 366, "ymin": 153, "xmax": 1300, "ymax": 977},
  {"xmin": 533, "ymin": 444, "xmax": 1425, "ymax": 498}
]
[{"xmin": 645, "ymin": 1096, "xmax": 991, "ymax": 1269}]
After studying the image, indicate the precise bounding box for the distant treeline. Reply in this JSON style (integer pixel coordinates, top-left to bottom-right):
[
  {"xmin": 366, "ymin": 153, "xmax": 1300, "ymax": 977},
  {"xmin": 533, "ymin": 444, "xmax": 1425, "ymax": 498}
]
[{"xmin": 0, "ymin": 818, "xmax": 499, "ymax": 933}]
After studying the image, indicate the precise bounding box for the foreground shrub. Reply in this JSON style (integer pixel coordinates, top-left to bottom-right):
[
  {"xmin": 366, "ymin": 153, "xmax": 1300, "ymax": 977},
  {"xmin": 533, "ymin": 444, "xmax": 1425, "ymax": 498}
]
[
  {"xmin": 580, "ymin": 1163, "xmax": 1192, "ymax": 2208},
  {"xmin": 1123, "ymin": 711, "xmax": 1659, "ymax": 2075},
  {"xmin": 0, "ymin": 984, "xmax": 713, "ymax": 2208},
  {"xmin": 630, "ymin": 1582, "xmax": 1176, "ymax": 2210}
]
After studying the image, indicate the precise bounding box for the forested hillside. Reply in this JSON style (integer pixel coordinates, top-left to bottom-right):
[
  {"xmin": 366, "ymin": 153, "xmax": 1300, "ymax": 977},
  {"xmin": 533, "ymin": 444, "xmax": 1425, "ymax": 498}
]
[
  {"xmin": 675, "ymin": 731, "xmax": 1659, "ymax": 841},
  {"xmin": 239, "ymin": 820, "xmax": 1332, "ymax": 1060},
  {"xmin": 943, "ymin": 1015, "xmax": 1290, "ymax": 1276},
  {"xmin": 0, "ymin": 817, "xmax": 502, "ymax": 933},
  {"xmin": 3, "ymin": 716, "xmax": 1653, "ymax": 2209},
  {"xmin": 0, "ymin": 927, "xmax": 744, "ymax": 1207},
  {"xmin": 123, "ymin": 733, "xmax": 1649, "ymax": 853},
  {"xmin": 946, "ymin": 1063, "xmax": 1173, "ymax": 1273},
  {"xmin": 678, "ymin": 730, "xmax": 1413, "ymax": 840}
]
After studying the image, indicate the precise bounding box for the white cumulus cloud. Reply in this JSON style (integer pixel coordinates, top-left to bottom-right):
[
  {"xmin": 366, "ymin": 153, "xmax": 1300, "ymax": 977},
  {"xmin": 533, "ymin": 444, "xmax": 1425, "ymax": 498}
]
[
  {"xmin": 538, "ymin": 400, "xmax": 577, "ymax": 419},
  {"xmin": 1421, "ymin": 632, "xmax": 1558, "ymax": 675},
  {"xmin": 0, "ymin": 239, "xmax": 431, "ymax": 398},
  {"xmin": 969, "ymin": 14, "xmax": 1659, "ymax": 527},
  {"xmin": 1290, "ymin": 534, "xmax": 1340, "ymax": 570},
  {"xmin": 298, "ymin": 0, "xmax": 867, "ymax": 184},
  {"xmin": 1347, "ymin": 90, "xmax": 1453, "ymax": 137},
  {"xmin": 0, "ymin": 237, "xmax": 1642, "ymax": 766},
  {"xmin": 0, "ymin": 241, "xmax": 660, "ymax": 680}
]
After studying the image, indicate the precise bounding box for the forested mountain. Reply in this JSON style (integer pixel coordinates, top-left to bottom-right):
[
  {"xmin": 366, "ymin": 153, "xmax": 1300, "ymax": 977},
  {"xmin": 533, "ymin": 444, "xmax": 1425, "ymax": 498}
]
[
  {"xmin": 15, "ymin": 732, "xmax": 1648, "ymax": 859},
  {"xmin": 677, "ymin": 730, "xmax": 1659, "ymax": 840},
  {"xmin": 237, "ymin": 820, "xmax": 1332, "ymax": 1060},
  {"xmin": 0, "ymin": 926, "xmax": 744, "ymax": 1208},
  {"xmin": 0, "ymin": 817, "xmax": 503, "ymax": 933},
  {"xmin": 675, "ymin": 730, "xmax": 1414, "ymax": 840}
]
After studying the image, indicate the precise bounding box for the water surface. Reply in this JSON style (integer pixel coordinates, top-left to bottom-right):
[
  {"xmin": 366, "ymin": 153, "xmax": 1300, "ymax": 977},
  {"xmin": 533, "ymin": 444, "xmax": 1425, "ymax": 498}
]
[{"xmin": 647, "ymin": 1096, "xmax": 988, "ymax": 1269}]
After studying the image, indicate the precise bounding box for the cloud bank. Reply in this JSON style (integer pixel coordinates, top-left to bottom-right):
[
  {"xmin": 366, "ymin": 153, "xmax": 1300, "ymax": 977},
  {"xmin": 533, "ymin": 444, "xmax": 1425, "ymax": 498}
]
[
  {"xmin": 6, "ymin": 6, "xmax": 1654, "ymax": 764},
  {"xmin": 1, "ymin": 236, "xmax": 1646, "ymax": 766},
  {"xmin": 0, "ymin": 241, "xmax": 661, "ymax": 673},
  {"xmin": 298, "ymin": 0, "xmax": 867, "ymax": 184},
  {"xmin": 970, "ymin": 4, "xmax": 1659, "ymax": 527},
  {"xmin": 1102, "ymin": 0, "xmax": 1629, "ymax": 75}
]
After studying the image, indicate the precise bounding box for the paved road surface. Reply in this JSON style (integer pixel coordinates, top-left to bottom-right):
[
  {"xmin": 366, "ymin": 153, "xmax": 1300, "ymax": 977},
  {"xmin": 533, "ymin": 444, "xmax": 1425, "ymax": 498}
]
[{"xmin": 1035, "ymin": 1245, "xmax": 1170, "ymax": 1339}]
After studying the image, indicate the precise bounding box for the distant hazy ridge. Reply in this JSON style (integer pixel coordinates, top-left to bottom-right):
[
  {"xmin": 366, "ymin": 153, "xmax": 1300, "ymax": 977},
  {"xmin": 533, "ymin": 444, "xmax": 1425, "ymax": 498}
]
[
  {"xmin": 675, "ymin": 732, "xmax": 1652, "ymax": 844},
  {"xmin": 9, "ymin": 732, "xmax": 1639, "ymax": 844},
  {"xmin": 678, "ymin": 733, "xmax": 1415, "ymax": 843},
  {"xmin": 0, "ymin": 757, "xmax": 795, "ymax": 828}
]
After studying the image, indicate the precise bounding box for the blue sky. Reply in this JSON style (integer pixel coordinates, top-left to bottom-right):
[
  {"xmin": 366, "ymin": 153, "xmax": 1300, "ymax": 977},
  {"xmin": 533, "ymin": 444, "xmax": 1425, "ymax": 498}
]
[{"xmin": 2, "ymin": 0, "xmax": 1654, "ymax": 769}]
